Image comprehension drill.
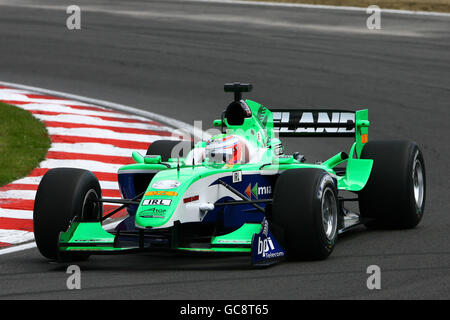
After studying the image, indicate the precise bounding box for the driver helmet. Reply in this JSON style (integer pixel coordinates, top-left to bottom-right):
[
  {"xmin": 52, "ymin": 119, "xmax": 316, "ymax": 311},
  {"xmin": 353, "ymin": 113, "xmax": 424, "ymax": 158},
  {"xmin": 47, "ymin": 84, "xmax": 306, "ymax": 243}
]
[{"xmin": 205, "ymin": 135, "xmax": 242, "ymax": 165}]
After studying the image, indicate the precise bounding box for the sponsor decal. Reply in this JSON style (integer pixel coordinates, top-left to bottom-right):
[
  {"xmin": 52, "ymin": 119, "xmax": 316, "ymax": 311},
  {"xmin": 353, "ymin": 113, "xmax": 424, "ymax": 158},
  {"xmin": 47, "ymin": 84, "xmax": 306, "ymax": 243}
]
[
  {"xmin": 273, "ymin": 143, "xmax": 283, "ymax": 156},
  {"xmin": 245, "ymin": 182, "xmax": 272, "ymax": 199},
  {"xmin": 257, "ymin": 237, "xmax": 276, "ymax": 258},
  {"xmin": 232, "ymin": 170, "xmax": 242, "ymax": 183},
  {"xmin": 152, "ymin": 180, "xmax": 180, "ymax": 189},
  {"xmin": 242, "ymin": 101, "xmax": 252, "ymax": 117},
  {"xmin": 140, "ymin": 207, "xmax": 167, "ymax": 218},
  {"xmin": 140, "ymin": 215, "xmax": 165, "ymax": 218},
  {"xmin": 256, "ymin": 131, "xmax": 262, "ymax": 143},
  {"xmin": 73, "ymin": 239, "xmax": 112, "ymax": 242},
  {"xmin": 361, "ymin": 133, "xmax": 368, "ymax": 143},
  {"xmin": 145, "ymin": 191, "xmax": 178, "ymax": 196},
  {"xmin": 317, "ymin": 174, "xmax": 334, "ymax": 199},
  {"xmin": 256, "ymin": 106, "xmax": 269, "ymax": 127},
  {"xmin": 251, "ymin": 218, "xmax": 285, "ymax": 266},
  {"xmin": 142, "ymin": 199, "xmax": 172, "ymax": 206},
  {"xmin": 183, "ymin": 195, "xmax": 199, "ymax": 204},
  {"xmin": 273, "ymin": 110, "xmax": 355, "ymax": 134},
  {"xmin": 245, "ymin": 184, "xmax": 251, "ymax": 198},
  {"xmin": 252, "ymin": 184, "xmax": 258, "ymax": 199}
]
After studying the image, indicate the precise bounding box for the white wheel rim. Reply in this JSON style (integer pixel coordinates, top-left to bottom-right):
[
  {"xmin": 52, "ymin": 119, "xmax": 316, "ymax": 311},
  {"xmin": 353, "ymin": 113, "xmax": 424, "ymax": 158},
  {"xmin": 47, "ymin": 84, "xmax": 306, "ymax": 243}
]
[
  {"xmin": 321, "ymin": 187, "xmax": 338, "ymax": 241},
  {"xmin": 82, "ymin": 189, "xmax": 100, "ymax": 221},
  {"xmin": 413, "ymin": 158, "xmax": 424, "ymax": 208}
]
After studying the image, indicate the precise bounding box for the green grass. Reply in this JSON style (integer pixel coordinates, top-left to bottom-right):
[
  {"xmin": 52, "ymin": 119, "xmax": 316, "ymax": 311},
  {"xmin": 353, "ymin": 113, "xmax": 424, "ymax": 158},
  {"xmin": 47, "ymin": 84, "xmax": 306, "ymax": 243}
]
[
  {"xmin": 0, "ymin": 102, "xmax": 51, "ymax": 187},
  {"xmin": 246, "ymin": 0, "xmax": 450, "ymax": 13}
]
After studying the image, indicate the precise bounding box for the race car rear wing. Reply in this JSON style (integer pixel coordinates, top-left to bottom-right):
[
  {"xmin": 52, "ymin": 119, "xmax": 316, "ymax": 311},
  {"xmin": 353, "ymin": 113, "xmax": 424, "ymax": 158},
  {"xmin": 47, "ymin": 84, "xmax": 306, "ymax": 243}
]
[
  {"xmin": 270, "ymin": 109, "xmax": 370, "ymax": 156},
  {"xmin": 271, "ymin": 109, "xmax": 356, "ymax": 137}
]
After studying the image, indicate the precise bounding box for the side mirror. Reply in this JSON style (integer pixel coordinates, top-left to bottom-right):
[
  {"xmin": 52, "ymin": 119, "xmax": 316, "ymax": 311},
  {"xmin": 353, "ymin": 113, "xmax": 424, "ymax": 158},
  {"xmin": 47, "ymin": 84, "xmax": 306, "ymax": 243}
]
[{"xmin": 144, "ymin": 155, "xmax": 162, "ymax": 164}]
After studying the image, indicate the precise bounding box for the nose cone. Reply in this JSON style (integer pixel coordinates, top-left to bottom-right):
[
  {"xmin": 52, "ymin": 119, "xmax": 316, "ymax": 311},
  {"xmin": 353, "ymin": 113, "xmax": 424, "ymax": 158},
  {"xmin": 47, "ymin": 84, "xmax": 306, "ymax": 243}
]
[
  {"xmin": 135, "ymin": 177, "xmax": 183, "ymax": 228},
  {"xmin": 135, "ymin": 188, "xmax": 180, "ymax": 228},
  {"xmin": 136, "ymin": 205, "xmax": 172, "ymax": 228}
]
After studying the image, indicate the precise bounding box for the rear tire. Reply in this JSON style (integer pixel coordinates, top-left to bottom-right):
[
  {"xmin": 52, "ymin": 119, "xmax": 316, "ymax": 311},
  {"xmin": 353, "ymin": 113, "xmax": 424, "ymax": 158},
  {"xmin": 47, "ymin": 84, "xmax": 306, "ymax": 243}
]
[
  {"xmin": 33, "ymin": 168, "xmax": 102, "ymax": 261},
  {"xmin": 358, "ymin": 140, "xmax": 426, "ymax": 229},
  {"xmin": 146, "ymin": 140, "xmax": 193, "ymax": 161},
  {"xmin": 272, "ymin": 169, "xmax": 339, "ymax": 261}
]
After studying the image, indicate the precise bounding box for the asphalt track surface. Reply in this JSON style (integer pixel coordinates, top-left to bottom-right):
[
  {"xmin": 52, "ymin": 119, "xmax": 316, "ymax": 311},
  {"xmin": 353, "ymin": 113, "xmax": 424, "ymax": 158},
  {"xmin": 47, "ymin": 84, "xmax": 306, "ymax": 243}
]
[{"xmin": 0, "ymin": 0, "xmax": 449, "ymax": 299}]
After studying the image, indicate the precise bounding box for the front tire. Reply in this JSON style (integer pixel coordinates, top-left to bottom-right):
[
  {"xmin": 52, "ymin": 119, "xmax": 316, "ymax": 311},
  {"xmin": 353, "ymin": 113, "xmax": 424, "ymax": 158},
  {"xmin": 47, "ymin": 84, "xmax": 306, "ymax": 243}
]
[
  {"xmin": 272, "ymin": 169, "xmax": 339, "ymax": 261},
  {"xmin": 33, "ymin": 168, "xmax": 102, "ymax": 261},
  {"xmin": 358, "ymin": 140, "xmax": 426, "ymax": 229}
]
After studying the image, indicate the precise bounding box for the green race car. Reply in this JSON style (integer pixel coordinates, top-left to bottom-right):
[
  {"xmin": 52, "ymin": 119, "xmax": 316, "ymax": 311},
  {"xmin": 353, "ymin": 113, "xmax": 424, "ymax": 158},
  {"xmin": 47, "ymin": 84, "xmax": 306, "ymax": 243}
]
[{"xmin": 33, "ymin": 83, "xmax": 426, "ymax": 266}]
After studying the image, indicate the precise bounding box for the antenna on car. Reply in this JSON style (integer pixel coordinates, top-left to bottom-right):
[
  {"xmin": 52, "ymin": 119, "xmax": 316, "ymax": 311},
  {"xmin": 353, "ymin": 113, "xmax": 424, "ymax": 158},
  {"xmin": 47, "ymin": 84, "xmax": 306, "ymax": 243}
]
[{"xmin": 224, "ymin": 82, "xmax": 253, "ymax": 101}]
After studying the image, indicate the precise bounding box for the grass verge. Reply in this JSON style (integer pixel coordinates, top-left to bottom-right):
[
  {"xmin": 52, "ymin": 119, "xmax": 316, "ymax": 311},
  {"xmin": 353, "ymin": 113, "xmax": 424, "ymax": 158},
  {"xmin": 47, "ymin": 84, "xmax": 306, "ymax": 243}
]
[
  {"xmin": 0, "ymin": 102, "xmax": 50, "ymax": 187},
  {"xmin": 246, "ymin": 0, "xmax": 450, "ymax": 13}
]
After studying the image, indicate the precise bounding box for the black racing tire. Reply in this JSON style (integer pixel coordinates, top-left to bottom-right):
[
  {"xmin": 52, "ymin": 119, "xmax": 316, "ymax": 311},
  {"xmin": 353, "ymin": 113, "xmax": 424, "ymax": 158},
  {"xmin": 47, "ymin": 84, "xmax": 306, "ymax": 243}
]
[
  {"xmin": 272, "ymin": 169, "xmax": 339, "ymax": 261},
  {"xmin": 146, "ymin": 140, "xmax": 193, "ymax": 162},
  {"xmin": 33, "ymin": 168, "xmax": 102, "ymax": 261},
  {"xmin": 358, "ymin": 140, "xmax": 426, "ymax": 229}
]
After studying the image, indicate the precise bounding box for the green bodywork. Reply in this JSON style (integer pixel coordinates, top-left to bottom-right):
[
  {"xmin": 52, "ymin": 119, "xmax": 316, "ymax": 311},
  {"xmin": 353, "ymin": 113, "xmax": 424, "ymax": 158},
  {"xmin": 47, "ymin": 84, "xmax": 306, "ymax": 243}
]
[{"xmin": 58, "ymin": 100, "xmax": 373, "ymax": 254}]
